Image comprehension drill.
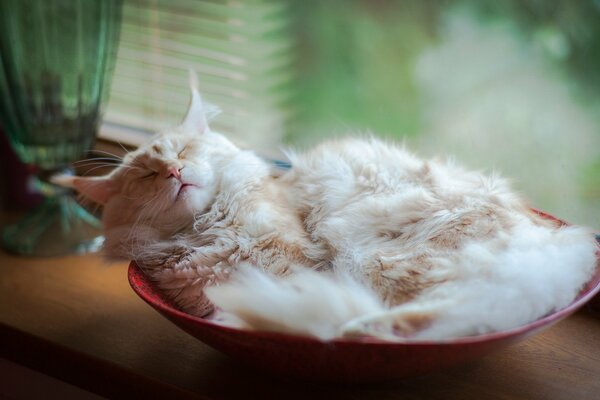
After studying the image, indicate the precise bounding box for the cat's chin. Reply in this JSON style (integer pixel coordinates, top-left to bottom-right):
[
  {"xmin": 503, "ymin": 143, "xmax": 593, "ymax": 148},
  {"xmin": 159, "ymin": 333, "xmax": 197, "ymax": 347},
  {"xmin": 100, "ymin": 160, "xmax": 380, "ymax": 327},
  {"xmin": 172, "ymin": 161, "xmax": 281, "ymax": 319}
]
[{"xmin": 175, "ymin": 186, "xmax": 214, "ymax": 216}]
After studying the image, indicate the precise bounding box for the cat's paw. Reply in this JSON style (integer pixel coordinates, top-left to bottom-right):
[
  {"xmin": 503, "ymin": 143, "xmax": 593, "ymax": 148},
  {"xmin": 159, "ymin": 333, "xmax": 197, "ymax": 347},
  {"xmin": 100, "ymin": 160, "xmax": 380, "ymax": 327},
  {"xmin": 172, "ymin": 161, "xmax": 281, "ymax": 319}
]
[
  {"xmin": 163, "ymin": 245, "xmax": 196, "ymax": 269},
  {"xmin": 173, "ymin": 250, "xmax": 213, "ymax": 270},
  {"xmin": 339, "ymin": 308, "xmax": 434, "ymax": 340},
  {"xmin": 138, "ymin": 245, "xmax": 194, "ymax": 271}
]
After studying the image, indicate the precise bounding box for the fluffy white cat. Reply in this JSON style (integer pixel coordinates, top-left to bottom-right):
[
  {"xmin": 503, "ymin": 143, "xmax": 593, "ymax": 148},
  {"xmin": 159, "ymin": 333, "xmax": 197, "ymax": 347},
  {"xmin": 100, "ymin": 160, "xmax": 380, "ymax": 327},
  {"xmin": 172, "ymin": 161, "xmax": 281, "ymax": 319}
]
[{"xmin": 54, "ymin": 79, "xmax": 598, "ymax": 341}]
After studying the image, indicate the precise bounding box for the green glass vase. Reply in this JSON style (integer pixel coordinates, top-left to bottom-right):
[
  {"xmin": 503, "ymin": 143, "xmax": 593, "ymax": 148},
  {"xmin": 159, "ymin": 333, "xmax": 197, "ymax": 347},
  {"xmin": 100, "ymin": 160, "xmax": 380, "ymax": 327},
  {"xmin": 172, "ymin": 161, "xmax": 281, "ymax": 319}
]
[{"xmin": 0, "ymin": 0, "xmax": 123, "ymax": 256}]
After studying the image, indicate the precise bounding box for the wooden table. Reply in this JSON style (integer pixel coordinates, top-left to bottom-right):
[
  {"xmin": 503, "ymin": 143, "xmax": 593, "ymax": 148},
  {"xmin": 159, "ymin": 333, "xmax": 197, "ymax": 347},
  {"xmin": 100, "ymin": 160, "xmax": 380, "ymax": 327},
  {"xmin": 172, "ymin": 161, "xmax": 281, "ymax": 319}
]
[{"xmin": 1, "ymin": 243, "xmax": 599, "ymax": 399}]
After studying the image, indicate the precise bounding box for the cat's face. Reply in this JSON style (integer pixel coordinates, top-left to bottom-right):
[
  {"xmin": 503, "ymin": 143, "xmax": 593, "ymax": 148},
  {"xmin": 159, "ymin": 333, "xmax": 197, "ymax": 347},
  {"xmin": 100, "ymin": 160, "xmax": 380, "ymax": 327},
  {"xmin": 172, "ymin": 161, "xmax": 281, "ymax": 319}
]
[
  {"xmin": 54, "ymin": 85, "xmax": 238, "ymax": 235},
  {"xmin": 103, "ymin": 129, "xmax": 237, "ymax": 233}
]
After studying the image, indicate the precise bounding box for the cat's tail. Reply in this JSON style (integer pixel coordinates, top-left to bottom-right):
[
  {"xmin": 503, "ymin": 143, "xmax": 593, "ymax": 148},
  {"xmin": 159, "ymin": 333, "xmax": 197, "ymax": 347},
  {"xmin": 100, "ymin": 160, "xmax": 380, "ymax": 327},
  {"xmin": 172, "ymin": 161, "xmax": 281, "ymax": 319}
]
[
  {"xmin": 204, "ymin": 265, "xmax": 389, "ymax": 340},
  {"xmin": 204, "ymin": 225, "xmax": 599, "ymax": 341}
]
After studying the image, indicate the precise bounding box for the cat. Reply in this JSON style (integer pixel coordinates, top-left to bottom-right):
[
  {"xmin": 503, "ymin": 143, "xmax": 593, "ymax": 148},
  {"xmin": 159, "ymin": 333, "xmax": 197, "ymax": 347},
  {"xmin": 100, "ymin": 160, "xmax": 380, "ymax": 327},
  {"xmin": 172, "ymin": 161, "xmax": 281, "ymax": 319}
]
[{"xmin": 54, "ymin": 77, "xmax": 598, "ymax": 341}]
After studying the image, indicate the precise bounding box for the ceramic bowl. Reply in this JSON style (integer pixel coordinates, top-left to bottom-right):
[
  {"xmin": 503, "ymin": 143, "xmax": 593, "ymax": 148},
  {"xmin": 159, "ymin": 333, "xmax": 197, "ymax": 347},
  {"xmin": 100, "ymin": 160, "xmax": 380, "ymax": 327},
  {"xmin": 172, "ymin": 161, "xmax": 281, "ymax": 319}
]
[{"xmin": 128, "ymin": 239, "xmax": 600, "ymax": 382}]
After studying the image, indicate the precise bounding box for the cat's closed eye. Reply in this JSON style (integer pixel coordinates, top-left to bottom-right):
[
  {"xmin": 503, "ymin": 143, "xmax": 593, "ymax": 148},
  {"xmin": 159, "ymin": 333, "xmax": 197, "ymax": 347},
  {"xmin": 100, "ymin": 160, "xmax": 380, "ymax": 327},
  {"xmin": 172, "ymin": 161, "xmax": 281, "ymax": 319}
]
[
  {"xmin": 141, "ymin": 171, "xmax": 158, "ymax": 180},
  {"xmin": 178, "ymin": 146, "xmax": 189, "ymax": 159}
]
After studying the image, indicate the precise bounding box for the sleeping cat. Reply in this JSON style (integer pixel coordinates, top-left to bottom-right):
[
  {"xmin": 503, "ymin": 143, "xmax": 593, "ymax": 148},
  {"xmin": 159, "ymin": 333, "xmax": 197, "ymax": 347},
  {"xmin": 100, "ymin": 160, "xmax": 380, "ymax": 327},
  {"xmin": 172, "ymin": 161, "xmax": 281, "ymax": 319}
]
[{"xmin": 54, "ymin": 79, "xmax": 598, "ymax": 341}]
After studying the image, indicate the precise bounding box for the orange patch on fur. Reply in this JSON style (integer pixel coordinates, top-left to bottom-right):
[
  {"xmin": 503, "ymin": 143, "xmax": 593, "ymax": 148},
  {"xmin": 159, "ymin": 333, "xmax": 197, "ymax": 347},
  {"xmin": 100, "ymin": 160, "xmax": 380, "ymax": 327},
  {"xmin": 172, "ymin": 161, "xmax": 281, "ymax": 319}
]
[{"xmin": 392, "ymin": 312, "xmax": 433, "ymax": 336}]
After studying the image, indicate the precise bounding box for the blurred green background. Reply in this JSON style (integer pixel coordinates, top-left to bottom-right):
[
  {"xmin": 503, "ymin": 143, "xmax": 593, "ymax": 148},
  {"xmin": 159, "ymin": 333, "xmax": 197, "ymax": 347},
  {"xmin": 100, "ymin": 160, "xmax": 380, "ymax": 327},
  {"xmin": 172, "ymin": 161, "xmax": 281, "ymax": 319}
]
[{"xmin": 284, "ymin": 0, "xmax": 600, "ymax": 228}]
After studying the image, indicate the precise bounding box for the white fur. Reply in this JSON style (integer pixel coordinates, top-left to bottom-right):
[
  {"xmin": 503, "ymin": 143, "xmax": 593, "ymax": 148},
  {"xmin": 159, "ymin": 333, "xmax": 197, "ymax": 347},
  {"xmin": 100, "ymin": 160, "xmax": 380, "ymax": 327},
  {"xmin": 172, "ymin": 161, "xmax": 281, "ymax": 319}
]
[
  {"xmin": 341, "ymin": 223, "xmax": 596, "ymax": 339},
  {"xmin": 206, "ymin": 265, "xmax": 386, "ymax": 340},
  {"xmin": 57, "ymin": 86, "xmax": 598, "ymax": 342},
  {"xmin": 204, "ymin": 137, "xmax": 597, "ymax": 340}
]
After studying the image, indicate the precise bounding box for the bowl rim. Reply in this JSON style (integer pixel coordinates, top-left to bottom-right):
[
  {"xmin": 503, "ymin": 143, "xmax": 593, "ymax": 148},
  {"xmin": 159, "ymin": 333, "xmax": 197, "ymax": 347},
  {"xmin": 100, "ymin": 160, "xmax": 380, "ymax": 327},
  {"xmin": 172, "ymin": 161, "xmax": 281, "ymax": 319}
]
[{"xmin": 128, "ymin": 257, "xmax": 600, "ymax": 347}]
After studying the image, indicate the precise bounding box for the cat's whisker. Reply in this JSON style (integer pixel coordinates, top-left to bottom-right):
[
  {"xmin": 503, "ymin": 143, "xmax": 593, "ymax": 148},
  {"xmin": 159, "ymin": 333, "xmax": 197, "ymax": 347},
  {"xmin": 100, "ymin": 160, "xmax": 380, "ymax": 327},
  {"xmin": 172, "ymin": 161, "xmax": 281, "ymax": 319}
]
[
  {"xmin": 116, "ymin": 141, "xmax": 130, "ymax": 154},
  {"xmin": 103, "ymin": 164, "xmax": 139, "ymax": 171},
  {"xmin": 74, "ymin": 156, "xmax": 121, "ymax": 163},
  {"xmin": 74, "ymin": 162, "xmax": 120, "ymax": 169},
  {"xmin": 143, "ymin": 199, "xmax": 165, "ymax": 234},
  {"xmin": 82, "ymin": 165, "xmax": 122, "ymax": 176},
  {"xmin": 127, "ymin": 192, "xmax": 164, "ymax": 242},
  {"xmin": 122, "ymin": 190, "xmax": 153, "ymax": 201},
  {"xmin": 121, "ymin": 165, "xmax": 146, "ymax": 179},
  {"xmin": 87, "ymin": 149, "xmax": 123, "ymax": 160},
  {"xmin": 73, "ymin": 161, "xmax": 119, "ymax": 168}
]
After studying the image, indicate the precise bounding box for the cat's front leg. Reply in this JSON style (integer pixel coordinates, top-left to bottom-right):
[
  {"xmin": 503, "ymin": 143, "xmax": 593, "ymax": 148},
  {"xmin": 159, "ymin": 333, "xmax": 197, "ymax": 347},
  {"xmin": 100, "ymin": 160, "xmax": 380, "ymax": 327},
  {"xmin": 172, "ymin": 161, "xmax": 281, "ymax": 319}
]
[
  {"xmin": 153, "ymin": 260, "xmax": 232, "ymax": 317},
  {"xmin": 136, "ymin": 243, "xmax": 195, "ymax": 272},
  {"xmin": 152, "ymin": 246, "xmax": 236, "ymax": 317},
  {"xmin": 173, "ymin": 244, "xmax": 235, "ymax": 271},
  {"xmin": 135, "ymin": 243, "xmax": 234, "ymax": 317}
]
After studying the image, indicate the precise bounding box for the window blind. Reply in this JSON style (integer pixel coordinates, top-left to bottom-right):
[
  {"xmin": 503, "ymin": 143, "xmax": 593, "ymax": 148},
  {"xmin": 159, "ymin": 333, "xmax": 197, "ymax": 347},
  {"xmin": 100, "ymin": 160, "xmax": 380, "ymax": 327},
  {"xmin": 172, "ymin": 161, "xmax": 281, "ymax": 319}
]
[{"xmin": 100, "ymin": 0, "xmax": 293, "ymax": 153}]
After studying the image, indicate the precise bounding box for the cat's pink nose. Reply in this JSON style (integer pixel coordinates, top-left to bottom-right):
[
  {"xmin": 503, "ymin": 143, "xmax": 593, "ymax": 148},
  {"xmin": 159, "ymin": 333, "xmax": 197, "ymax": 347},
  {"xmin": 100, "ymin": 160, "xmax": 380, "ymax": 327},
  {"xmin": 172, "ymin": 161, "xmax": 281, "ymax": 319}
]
[{"xmin": 166, "ymin": 166, "xmax": 182, "ymax": 180}]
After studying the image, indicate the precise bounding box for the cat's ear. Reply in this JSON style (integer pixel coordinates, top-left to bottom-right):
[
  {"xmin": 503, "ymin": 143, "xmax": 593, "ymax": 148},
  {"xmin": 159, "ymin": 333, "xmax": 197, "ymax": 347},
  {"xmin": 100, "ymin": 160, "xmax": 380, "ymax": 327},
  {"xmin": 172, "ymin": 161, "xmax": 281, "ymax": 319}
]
[
  {"xmin": 181, "ymin": 69, "xmax": 217, "ymax": 135},
  {"xmin": 51, "ymin": 175, "xmax": 115, "ymax": 205}
]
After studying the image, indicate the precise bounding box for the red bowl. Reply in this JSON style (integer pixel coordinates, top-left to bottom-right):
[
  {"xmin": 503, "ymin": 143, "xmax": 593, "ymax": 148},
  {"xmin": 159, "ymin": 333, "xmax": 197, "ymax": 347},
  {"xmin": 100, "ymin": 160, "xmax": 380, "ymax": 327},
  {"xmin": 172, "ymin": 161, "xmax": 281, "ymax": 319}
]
[{"xmin": 128, "ymin": 254, "xmax": 600, "ymax": 382}]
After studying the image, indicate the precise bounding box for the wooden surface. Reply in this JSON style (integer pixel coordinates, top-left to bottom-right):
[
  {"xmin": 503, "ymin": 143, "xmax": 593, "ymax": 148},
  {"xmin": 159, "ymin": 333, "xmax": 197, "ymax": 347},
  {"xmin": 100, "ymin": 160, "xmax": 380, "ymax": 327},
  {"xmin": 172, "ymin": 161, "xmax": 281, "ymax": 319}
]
[{"xmin": 0, "ymin": 243, "xmax": 599, "ymax": 399}]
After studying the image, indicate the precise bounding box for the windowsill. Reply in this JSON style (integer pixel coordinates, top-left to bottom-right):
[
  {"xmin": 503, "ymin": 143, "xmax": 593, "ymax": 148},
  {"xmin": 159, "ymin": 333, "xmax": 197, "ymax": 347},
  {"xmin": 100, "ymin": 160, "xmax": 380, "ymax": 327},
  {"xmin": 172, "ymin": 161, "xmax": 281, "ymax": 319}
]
[{"xmin": 0, "ymin": 219, "xmax": 599, "ymax": 399}]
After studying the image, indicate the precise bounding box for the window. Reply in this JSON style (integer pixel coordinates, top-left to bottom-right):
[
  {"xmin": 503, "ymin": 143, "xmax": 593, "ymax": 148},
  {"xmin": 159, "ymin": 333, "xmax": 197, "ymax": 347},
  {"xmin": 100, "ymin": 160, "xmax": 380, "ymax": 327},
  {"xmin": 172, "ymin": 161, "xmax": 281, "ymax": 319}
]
[
  {"xmin": 101, "ymin": 0, "xmax": 293, "ymax": 156},
  {"xmin": 101, "ymin": 0, "xmax": 600, "ymax": 228}
]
